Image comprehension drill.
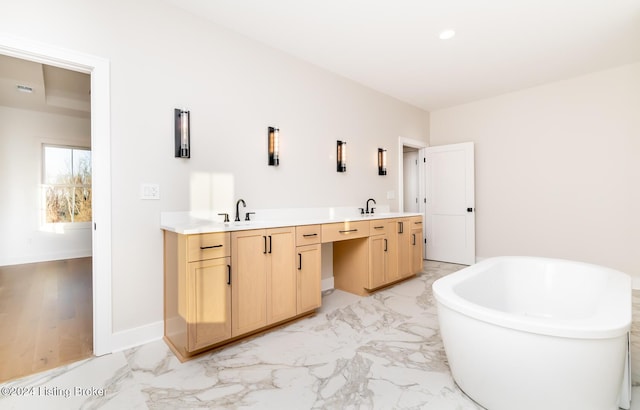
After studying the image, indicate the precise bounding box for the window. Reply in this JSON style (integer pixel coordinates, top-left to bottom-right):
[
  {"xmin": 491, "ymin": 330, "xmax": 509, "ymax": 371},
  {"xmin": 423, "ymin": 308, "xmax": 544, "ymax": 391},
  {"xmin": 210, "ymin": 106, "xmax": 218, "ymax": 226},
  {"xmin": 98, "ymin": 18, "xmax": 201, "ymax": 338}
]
[{"xmin": 42, "ymin": 144, "xmax": 92, "ymax": 223}]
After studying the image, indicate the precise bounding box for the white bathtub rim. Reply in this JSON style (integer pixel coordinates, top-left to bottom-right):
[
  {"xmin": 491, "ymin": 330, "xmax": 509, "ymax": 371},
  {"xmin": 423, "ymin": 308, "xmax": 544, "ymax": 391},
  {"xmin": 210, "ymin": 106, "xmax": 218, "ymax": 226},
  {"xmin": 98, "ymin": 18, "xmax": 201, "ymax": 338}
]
[{"xmin": 432, "ymin": 256, "xmax": 631, "ymax": 340}]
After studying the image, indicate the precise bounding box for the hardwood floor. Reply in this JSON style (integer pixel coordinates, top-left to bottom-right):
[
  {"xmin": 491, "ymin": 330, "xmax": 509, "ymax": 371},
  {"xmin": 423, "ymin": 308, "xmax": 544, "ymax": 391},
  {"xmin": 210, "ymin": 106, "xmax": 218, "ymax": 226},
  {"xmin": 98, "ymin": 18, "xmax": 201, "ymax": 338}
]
[{"xmin": 0, "ymin": 258, "xmax": 93, "ymax": 382}]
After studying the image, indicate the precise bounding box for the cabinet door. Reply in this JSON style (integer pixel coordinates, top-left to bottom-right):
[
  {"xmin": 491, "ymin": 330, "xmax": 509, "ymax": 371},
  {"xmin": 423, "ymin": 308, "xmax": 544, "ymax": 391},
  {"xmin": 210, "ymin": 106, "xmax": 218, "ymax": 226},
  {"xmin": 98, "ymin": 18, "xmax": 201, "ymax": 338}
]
[
  {"xmin": 411, "ymin": 224, "xmax": 424, "ymax": 274},
  {"xmin": 397, "ymin": 219, "xmax": 413, "ymax": 278},
  {"xmin": 368, "ymin": 234, "xmax": 387, "ymax": 290},
  {"xmin": 297, "ymin": 244, "xmax": 321, "ymax": 313},
  {"xmin": 231, "ymin": 230, "xmax": 267, "ymax": 336},
  {"xmin": 267, "ymin": 227, "xmax": 297, "ymax": 324},
  {"xmin": 385, "ymin": 219, "xmax": 399, "ymax": 282},
  {"xmin": 187, "ymin": 257, "xmax": 231, "ymax": 351}
]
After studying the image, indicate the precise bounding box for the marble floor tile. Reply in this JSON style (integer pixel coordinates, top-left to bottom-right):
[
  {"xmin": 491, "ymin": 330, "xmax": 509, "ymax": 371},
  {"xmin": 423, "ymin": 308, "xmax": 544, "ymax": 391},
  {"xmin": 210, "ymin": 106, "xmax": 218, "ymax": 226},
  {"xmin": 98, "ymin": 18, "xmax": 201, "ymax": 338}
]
[
  {"xmin": 3, "ymin": 260, "xmax": 629, "ymax": 409},
  {"xmin": 0, "ymin": 349, "xmax": 147, "ymax": 410}
]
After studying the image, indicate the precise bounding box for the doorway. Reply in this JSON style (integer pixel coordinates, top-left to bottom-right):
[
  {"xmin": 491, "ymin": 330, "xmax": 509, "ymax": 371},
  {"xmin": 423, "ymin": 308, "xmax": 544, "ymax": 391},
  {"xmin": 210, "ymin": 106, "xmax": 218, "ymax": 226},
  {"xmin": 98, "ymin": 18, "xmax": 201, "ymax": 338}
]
[
  {"xmin": 0, "ymin": 34, "xmax": 112, "ymax": 361},
  {"xmin": 397, "ymin": 137, "xmax": 427, "ymax": 259},
  {"xmin": 0, "ymin": 55, "xmax": 94, "ymax": 381},
  {"xmin": 403, "ymin": 147, "xmax": 420, "ymax": 213}
]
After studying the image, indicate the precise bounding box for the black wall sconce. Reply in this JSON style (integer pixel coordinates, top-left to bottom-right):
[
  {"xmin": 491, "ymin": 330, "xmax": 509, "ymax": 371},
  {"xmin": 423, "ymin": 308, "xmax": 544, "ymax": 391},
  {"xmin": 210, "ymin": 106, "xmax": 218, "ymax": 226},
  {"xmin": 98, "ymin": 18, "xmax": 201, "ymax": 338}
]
[
  {"xmin": 174, "ymin": 108, "xmax": 190, "ymax": 158},
  {"xmin": 378, "ymin": 148, "xmax": 387, "ymax": 175},
  {"xmin": 337, "ymin": 140, "xmax": 347, "ymax": 172},
  {"xmin": 268, "ymin": 127, "xmax": 279, "ymax": 166}
]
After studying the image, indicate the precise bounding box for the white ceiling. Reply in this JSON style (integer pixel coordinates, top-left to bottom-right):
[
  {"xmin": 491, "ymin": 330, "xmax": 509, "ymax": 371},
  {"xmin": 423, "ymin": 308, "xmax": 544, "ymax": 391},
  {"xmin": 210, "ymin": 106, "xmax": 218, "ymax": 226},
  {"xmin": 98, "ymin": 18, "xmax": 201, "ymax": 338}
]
[
  {"xmin": 165, "ymin": 0, "xmax": 640, "ymax": 111},
  {"xmin": 0, "ymin": 54, "xmax": 90, "ymax": 118}
]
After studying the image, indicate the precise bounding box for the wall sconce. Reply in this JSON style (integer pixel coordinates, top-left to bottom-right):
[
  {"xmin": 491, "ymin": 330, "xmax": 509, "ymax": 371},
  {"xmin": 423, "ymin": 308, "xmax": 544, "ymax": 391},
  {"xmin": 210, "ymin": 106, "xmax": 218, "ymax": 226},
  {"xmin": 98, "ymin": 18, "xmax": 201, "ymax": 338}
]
[
  {"xmin": 337, "ymin": 140, "xmax": 347, "ymax": 172},
  {"xmin": 378, "ymin": 148, "xmax": 387, "ymax": 175},
  {"xmin": 174, "ymin": 108, "xmax": 190, "ymax": 158},
  {"xmin": 268, "ymin": 127, "xmax": 280, "ymax": 166}
]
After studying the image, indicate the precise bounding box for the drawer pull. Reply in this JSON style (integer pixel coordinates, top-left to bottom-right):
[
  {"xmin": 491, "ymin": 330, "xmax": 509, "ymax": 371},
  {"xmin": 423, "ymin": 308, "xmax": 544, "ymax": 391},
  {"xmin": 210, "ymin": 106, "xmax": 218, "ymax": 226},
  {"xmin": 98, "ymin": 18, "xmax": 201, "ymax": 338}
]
[
  {"xmin": 303, "ymin": 233, "xmax": 318, "ymax": 237},
  {"xmin": 227, "ymin": 265, "xmax": 231, "ymax": 285},
  {"xmin": 298, "ymin": 253, "xmax": 302, "ymax": 270},
  {"xmin": 398, "ymin": 222, "xmax": 404, "ymax": 234},
  {"xmin": 263, "ymin": 236, "xmax": 267, "ymax": 254},
  {"xmin": 200, "ymin": 244, "xmax": 223, "ymax": 250},
  {"xmin": 414, "ymin": 221, "xmax": 422, "ymax": 225},
  {"xmin": 384, "ymin": 238, "xmax": 388, "ymax": 252},
  {"xmin": 373, "ymin": 226, "xmax": 384, "ymax": 229},
  {"xmin": 339, "ymin": 229, "xmax": 358, "ymax": 233},
  {"xmin": 412, "ymin": 234, "xmax": 416, "ymax": 245}
]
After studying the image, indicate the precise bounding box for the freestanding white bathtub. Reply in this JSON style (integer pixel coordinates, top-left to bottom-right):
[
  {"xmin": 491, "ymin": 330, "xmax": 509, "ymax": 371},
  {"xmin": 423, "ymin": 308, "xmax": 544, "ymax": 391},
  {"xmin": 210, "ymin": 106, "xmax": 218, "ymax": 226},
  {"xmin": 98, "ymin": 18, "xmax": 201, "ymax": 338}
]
[{"xmin": 432, "ymin": 256, "xmax": 631, "ymax": 410}]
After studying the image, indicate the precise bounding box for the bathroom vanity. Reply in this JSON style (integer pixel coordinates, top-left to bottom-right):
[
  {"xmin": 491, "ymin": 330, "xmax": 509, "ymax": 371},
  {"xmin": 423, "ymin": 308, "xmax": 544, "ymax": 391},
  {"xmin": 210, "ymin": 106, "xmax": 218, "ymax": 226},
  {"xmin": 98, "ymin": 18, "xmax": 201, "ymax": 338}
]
[{"xmin": 161, "ymin": 209, "xmax": 423, "ymax": 361}]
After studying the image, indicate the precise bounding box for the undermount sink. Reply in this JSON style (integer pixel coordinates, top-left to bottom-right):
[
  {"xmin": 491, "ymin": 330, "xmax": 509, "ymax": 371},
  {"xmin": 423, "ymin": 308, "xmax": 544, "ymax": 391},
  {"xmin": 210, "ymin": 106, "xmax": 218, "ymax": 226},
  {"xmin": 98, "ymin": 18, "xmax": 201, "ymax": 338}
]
[{"xmin": 227, "ymin": 221, "xmax": 254, "ymax": 227}]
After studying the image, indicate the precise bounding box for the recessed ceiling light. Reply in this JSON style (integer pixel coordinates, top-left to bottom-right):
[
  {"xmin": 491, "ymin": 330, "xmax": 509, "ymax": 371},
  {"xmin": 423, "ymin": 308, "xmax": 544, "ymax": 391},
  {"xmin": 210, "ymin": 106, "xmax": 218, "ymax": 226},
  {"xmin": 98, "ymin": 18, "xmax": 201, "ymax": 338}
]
[
  {"xmin": 16, "ymin": 85, "xmax": 34, "ymax": 93},
  {"xmin": 439, "ymin": 29, "xmax": 456, "ymax": 40}
]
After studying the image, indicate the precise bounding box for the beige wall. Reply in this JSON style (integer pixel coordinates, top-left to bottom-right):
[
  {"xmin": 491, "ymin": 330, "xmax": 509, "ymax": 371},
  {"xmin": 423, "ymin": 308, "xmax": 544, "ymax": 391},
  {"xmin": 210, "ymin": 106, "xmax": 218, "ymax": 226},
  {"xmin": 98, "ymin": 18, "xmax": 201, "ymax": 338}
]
[
  {"xmin": 431, "ymin": 63, "xmax": 640, "ymax": 276},
  {"xmin": 0, "ymin": 0, "xmax": 429, "ymax": 334}
]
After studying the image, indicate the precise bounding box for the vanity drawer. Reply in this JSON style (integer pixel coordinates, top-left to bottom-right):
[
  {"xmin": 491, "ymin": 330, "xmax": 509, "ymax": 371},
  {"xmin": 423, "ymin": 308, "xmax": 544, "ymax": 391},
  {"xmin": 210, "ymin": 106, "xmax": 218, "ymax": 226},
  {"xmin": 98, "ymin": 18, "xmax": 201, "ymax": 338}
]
[
  {"xmin": 296, "ymin": 225, "xmax": 322, "ymax": 245},
  {"xmin": 409, "ymin": 216, "xmax": 423, "ymax": 229},
  {"xmin": 369, "ymin": 220, "xmax": 389, "ymax": 235},
  {"xmin": 187, "ymin": 232, "xmax": 230, "ymax": 262},
  {"xmin": 321, "ymin": 221, "xmax": 370, "ymax": 243}
]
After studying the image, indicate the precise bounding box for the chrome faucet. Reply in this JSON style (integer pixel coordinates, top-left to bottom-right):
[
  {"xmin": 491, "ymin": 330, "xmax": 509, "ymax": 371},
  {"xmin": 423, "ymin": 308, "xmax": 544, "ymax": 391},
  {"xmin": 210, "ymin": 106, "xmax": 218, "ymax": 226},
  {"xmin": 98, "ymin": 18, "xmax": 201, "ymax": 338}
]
[
  {"xmin": 235, "ymin": 199, "xmax": 246, "ymax": 222},
  {"xmin": 366, "ymin": 198, "xmax": 376, "ymax": 214}
]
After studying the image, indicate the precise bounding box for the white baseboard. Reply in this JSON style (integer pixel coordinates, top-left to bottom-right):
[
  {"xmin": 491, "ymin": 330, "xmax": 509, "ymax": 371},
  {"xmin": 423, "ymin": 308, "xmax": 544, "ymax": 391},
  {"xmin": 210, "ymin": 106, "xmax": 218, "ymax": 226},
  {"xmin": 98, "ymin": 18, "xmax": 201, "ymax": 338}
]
[
  {"xmin": 0, "ymin": 250, "xmax": 92, "ymax": 267},
  {"xmin": 321, "ymin": 277, "xmax": 334, "ymax": 292},
  {"xmin": 110, "ymin": 320, "xmax": 164, "ymax": 353}
]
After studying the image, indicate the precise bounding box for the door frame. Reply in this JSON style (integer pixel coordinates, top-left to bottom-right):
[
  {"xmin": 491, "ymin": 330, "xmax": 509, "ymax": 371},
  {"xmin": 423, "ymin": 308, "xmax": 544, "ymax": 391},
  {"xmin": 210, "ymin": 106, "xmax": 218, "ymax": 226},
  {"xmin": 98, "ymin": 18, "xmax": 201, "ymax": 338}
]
[
  {"xmin": 0, "ymin": 34, "xmax": 112, "ymax": 356},
  {"xmin": 397, "ymin": 137, "xmax": 427, "ymax": 258}
]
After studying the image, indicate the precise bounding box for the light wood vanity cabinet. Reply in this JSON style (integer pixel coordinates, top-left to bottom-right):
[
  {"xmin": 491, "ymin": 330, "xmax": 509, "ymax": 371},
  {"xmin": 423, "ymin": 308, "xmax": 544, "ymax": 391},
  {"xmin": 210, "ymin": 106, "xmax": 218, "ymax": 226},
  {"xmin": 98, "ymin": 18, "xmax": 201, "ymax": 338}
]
[
  {"xmin": 296, "ymin": 225, "xmax": 322, "ymax": 314},
  {"xmin": 410, "ymin": 218, "xmax": 424, "ymax": 274},
  {"xmin": 231, "ymin": 227, "xmax": 297, "ymax": 337},
  {"xmin": 367, "ymin": 220, "xmax": 393, "ymax": 290},
  {"xmin": 163, "ymin": 214, "xmax": 422, "ymax": 360},
  {"xmin": 333, "ymin": 216, "xmax": 423, "ymax": 295},
  {"xmin": 367, "ymin": 217, "xmax": 421, "ymax": 291},
  {"xmin": 164, "ymin": 231, "xmax": 231, "ymax": 357},
  {"xmin": 186, "ymin": 258, "xmax": 231, "ymax": 351},
  {"xmin": 396, "ymin": 216, "xmax": 424, "ymax": 278}
]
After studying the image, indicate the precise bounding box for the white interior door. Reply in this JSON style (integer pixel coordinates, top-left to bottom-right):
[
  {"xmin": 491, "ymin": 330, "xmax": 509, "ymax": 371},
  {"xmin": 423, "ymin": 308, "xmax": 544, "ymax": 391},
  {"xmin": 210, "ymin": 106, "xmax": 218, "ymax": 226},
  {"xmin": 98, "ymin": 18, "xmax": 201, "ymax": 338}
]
[{"xmin": 425, "ymin": 142, "xmax": 475, "ymax": 265}]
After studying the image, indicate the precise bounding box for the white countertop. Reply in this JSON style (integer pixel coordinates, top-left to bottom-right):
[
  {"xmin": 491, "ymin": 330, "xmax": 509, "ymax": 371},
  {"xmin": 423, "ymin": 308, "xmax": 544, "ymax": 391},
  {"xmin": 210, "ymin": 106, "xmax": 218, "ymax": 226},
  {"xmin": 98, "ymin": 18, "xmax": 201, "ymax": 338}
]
[{"xmin": 161, "ymin": 206, "xmax": 422, "ymax": 234}]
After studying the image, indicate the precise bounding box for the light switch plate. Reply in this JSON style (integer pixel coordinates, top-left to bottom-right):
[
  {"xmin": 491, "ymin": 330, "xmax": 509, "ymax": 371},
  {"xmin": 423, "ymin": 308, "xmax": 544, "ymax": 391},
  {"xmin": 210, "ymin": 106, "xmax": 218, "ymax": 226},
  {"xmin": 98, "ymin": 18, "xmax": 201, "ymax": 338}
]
[{"xmin": 140, "ymin": 183, "xmax": 160, "ymax": 200}]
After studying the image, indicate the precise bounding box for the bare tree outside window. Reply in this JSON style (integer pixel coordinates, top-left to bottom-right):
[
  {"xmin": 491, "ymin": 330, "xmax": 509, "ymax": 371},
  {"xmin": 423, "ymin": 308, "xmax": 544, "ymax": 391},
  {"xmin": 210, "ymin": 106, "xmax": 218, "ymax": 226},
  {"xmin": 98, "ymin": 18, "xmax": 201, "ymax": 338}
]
[{"xmin": 43, "ymin": 145, "xmax": 92, "ymax": 223}]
